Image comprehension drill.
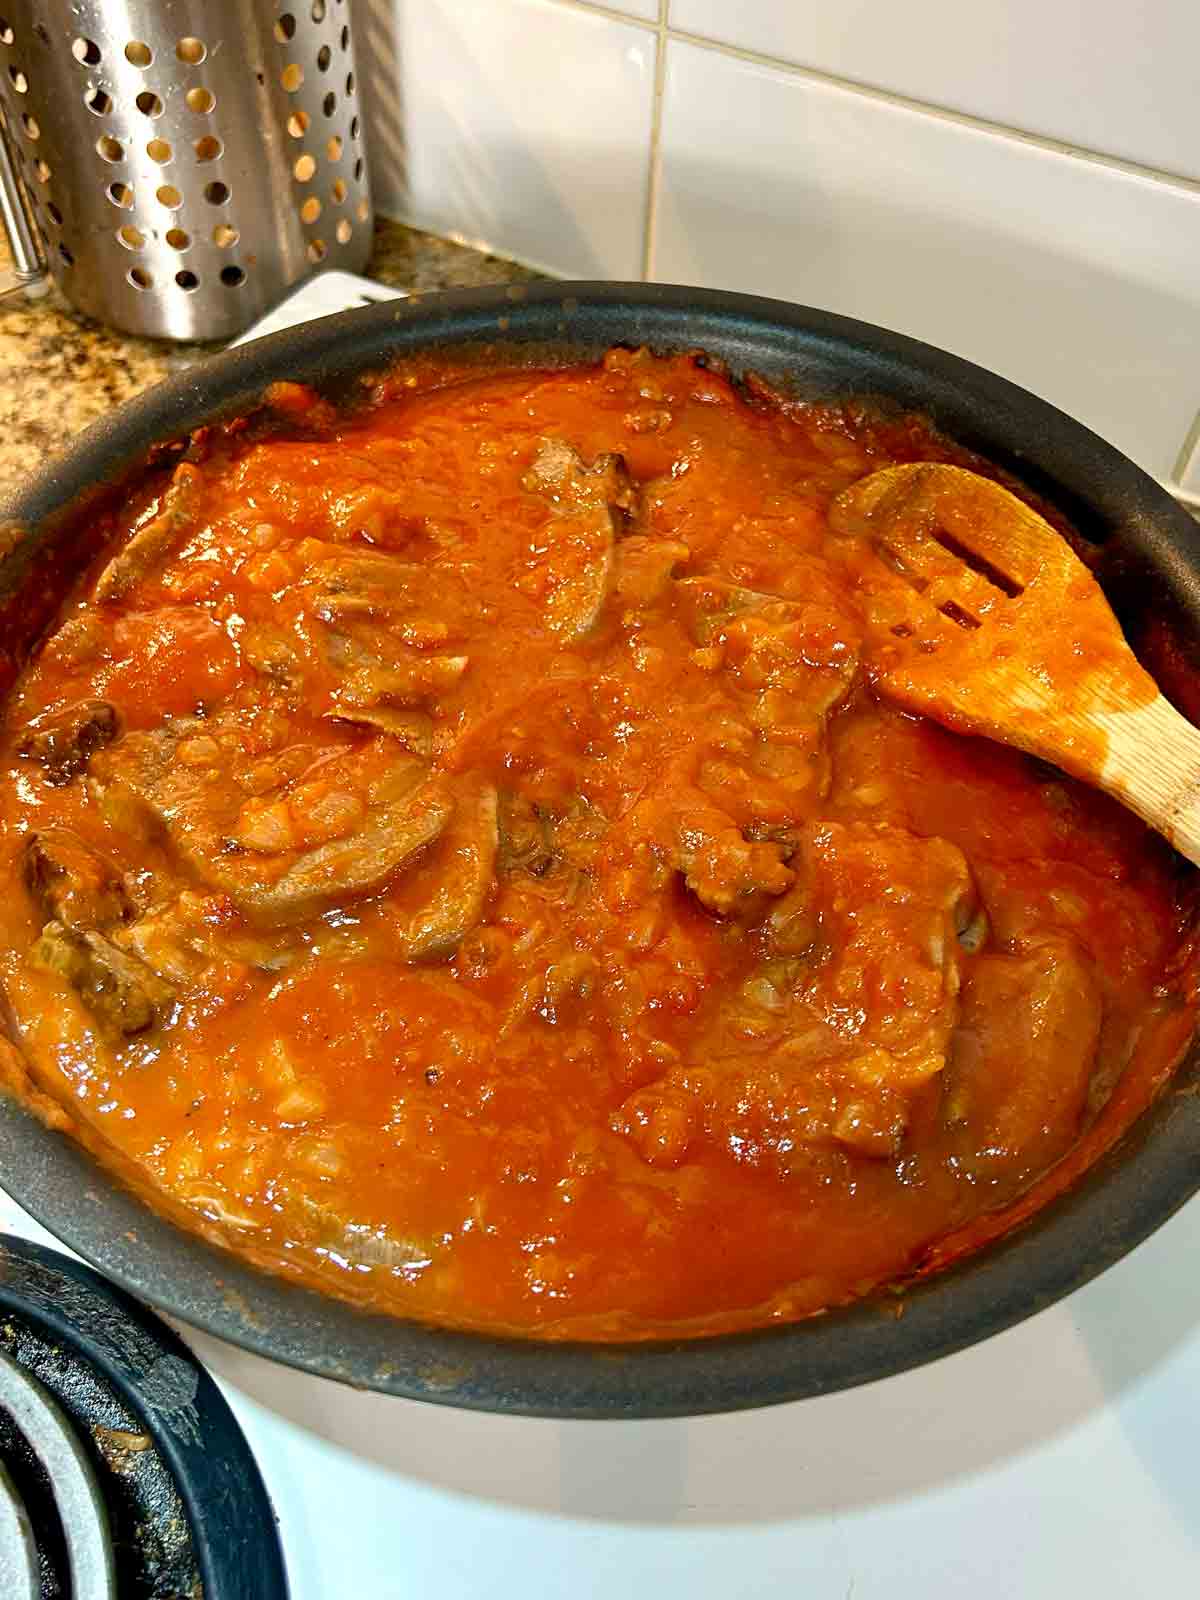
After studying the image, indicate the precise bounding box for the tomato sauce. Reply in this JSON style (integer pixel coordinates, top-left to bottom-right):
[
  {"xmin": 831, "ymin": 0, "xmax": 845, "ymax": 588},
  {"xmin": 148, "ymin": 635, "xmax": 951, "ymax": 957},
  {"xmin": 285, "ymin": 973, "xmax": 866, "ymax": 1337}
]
[{"xmin": 0, "ymin": 348, "xmax": 1192, "ymax": 1338}]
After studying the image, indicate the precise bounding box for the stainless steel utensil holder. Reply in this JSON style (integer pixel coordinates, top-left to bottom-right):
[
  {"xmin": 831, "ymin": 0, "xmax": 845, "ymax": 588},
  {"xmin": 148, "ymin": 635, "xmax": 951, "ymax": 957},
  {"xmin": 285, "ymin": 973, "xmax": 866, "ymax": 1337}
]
[{"xmin": 0, "ymin": 1, "xmax": 373, "ymax": 341}]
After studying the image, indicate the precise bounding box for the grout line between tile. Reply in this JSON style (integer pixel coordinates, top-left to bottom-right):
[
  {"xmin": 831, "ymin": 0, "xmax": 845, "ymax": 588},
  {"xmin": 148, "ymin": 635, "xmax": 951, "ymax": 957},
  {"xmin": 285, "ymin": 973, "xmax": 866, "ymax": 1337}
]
[
  {"xmin": 1170, "ymin": 407, "xmax": 1200, "ymax": 488},
  {"xmin": 544, "ymin": 0, "xmax": 659, "ymax": 32},
  {"xmin": 639, "ymin": 2, "xmax": 669, "ymax": 279},
  {"xmin": 664, "ymin": 26, "xmax": 1200, "ymax": 197}
]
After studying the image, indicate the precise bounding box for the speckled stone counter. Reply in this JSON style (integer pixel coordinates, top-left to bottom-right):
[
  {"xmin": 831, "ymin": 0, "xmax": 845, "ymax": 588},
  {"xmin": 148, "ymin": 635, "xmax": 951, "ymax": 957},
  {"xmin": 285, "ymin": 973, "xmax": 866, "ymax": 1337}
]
[{"xmin": 0, "ymin": 219, "xmax": 541, "ymax": 494}]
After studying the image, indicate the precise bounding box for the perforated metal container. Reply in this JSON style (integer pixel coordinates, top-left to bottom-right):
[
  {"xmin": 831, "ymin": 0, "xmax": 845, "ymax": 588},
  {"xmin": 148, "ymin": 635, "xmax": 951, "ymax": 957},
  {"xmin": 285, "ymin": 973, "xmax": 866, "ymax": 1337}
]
[{"xmin": 0, "ymin": 0, "xmax": 373, "ymax": 341}]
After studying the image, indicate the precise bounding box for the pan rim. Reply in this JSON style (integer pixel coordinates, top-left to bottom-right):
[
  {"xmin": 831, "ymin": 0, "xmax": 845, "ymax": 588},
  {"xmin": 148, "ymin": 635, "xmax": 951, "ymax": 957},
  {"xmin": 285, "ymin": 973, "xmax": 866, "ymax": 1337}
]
[{"xmin": 1, "ymin": 280, "xmax": 1198, "ymax": 1418}]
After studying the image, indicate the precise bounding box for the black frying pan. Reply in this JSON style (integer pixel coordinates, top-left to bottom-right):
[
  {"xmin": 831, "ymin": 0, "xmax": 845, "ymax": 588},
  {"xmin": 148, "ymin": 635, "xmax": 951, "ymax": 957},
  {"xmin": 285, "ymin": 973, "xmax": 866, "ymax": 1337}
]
[{"xmin": 1, "ymin": 282, "xmax": 1199, "ymax": 1419}]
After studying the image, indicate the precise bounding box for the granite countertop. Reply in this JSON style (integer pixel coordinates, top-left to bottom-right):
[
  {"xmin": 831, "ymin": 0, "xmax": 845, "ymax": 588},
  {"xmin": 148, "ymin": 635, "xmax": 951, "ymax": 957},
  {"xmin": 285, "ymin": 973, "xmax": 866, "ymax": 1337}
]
[{"xmin": 0, "ymin": 218, "xmax": 542, "ymax": 495}]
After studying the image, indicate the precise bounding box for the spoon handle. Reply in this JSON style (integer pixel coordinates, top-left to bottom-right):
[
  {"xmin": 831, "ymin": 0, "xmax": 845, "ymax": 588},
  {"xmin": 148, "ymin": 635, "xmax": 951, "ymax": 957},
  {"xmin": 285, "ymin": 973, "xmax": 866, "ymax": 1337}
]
[{"xmin": 1099, "ymin": 693, "xmax": 1200, "ymax": 866}]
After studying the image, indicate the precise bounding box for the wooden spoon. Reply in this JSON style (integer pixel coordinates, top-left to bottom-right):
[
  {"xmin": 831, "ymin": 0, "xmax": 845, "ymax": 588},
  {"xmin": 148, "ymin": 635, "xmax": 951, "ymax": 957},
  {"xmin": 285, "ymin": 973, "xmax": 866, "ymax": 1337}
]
[{"xmin": 829, "ymin": 461, "xmax": 1200, "ymax": 864}]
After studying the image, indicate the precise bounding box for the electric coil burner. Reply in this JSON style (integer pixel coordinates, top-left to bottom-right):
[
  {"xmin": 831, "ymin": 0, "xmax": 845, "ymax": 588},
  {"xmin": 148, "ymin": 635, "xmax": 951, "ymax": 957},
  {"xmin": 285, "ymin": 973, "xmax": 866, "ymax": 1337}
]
[{"xmin": 0, "ymin": 1234, "xmax": 287, "ymax": 1598}]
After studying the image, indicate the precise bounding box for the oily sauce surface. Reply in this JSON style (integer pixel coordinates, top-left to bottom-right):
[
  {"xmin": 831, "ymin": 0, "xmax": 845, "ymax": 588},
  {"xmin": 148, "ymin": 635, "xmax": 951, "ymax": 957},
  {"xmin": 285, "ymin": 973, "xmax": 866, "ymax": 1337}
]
[{"xmin": 0, "ymin": 349, "xmax": 1191, "ymax": 1338}]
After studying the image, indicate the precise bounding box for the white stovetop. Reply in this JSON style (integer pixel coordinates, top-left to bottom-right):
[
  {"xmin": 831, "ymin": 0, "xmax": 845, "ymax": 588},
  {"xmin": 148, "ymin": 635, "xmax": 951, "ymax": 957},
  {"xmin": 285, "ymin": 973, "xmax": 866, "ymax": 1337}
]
[{"xmin": 3, "ymin": 1185, "xmax": 1199, "ymax": 1597}]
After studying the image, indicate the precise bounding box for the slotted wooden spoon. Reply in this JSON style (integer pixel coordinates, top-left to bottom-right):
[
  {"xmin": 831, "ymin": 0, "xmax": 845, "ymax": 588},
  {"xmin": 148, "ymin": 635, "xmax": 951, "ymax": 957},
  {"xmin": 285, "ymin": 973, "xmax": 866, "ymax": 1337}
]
[{"xmin": 829, "ymin": 461, "xmax": 1200, "ymax": 864}]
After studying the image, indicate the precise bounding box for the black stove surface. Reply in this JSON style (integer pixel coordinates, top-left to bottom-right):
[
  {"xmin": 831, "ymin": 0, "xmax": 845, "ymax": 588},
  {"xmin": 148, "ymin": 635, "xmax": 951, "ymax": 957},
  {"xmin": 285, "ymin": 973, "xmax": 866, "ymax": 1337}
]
[{"xmin": 0, "ymin": 1233, "xmax": 287, "ymax": 1598}]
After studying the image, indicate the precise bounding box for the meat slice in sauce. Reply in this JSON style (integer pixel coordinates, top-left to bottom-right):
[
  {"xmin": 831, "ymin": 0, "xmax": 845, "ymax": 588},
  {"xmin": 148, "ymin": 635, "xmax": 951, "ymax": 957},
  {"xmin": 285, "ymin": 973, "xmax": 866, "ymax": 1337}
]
[
  {"xmin": 330, "ymin": 706, "xmax": 435, "ymax": 754},
  {"xmin": 679, "ymin": 579, "xmax": 860, "ymax": 722},
  {"xmin": 17, "ymin": 699, "xmax": 119, "ymax": 786},
  {"xmin": 770, "ymin": 822, "xmax": 980, "ymax": 1160},
  {"xmin": 380, "ymin": 782, "xmax": 499, "ymax": 959},
  {"xmin": 522, "ymin": 436, "xmax": 637, "ymax": 518},
  {"xmin": 606, "ymin": 784, "xmax": 793, "ymax": 923},
  {"xmin": 672, "ymin": 794, "xmax": 794, "ymax": 917},
  {"xmin": 302, "ymin": 545, "xmax": 441, "ymax": 628},
  {"xmin": 236, "ymin": 540, "xmax": 469, "ymax": 727},
  {"xmin": 532, "ymin": 516, "xmax": 614, "ymax": 641},
  {"xmin": 90, "ymin": 721, "xmax": 453, "ymax": 928},
  {"xmin": 329, "ymin": 641, "xmax": 470, "ymax": 715},
  {"xmin": 615, "ymin": 821, "xmax": 981, "ymax": 1169},
  {"xmin": 496, "ymin": 790, "xmax": 606, "ymax": 911},
  {"xmin": 613, "ymin": 537, "xmax": 691, "ymax": 610},
  {"xmin": 94, "ymin": 464, "xmax": 200, "ymax": 602},
  {"xmin": 798, "ymin": 821, "xmax": 978, "ymax": 1086},
  {"xmin": 111, "ymin": 889, "xmax": 303, "ymax": 989},
  {"xmin": 24, "ymin": 829, "xmax": 130, "ymax": 931},
  {"xmin": 679, "ymin": 579, "xmax": 861, "ymax": 815},
  {"xmin": 32, "ymin": 922, "xmax": 172, "ymax": 1036},
  {"xmin": 521, "ymin": 437, "xmax": 634, "ymax": 640},
  {"xmin": 293, "ymin": 542, "xmax": 471, "ymax": 718},
  {"xmin": 945, "ymin": 934, "xmax": 1101, "ymax": 1180}
]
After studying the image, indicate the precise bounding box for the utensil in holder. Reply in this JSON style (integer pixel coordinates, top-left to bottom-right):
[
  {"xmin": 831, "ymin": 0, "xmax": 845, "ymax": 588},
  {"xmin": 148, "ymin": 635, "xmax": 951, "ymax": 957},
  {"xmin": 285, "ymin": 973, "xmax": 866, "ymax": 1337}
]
[{"xmin": 0, "ymin": 1, "xmax": 373, "ymax": 340}]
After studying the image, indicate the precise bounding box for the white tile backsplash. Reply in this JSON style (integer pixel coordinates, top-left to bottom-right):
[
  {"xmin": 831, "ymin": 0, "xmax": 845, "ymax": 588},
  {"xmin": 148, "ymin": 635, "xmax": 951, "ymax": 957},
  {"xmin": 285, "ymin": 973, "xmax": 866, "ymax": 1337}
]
[
  {"xmin": 671, "ymin": 0, "xmax": 1200, "ymax": 183},
  {"xmin": 653, "ymin": 41, "xmax": 1200, "ymax": 481},
  {"xmin": 358, "ymin": 0, "xmax": 1200, "ymax": 483},
  {"xmin": 361, "ymin": 0, "xmax": 655, "ymax": 277}
]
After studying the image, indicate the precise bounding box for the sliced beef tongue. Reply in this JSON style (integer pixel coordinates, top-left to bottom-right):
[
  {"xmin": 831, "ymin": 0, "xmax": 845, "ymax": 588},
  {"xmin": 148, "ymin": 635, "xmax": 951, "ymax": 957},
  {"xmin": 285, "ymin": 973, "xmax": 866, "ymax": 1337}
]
[
  {"xmin": 614, "ymin": 819, "xmax": 985, "ymax": 1172},
  {"xmin": 676, "ymin": 578, "xmax": 862, "ymax": 813},
  {"xmin": 944, "ymin": 934, "xmax": 1101, "ymax": 1176},
  {"xmin": 522, "ymin": 437, "xmax": 637, "ymax": 519},
  {"xmin": 23, "ymin": 829, "xmax": 130, "ymax": 931},
  {"xmin": 671, "ymin": 796, "xmax": 795, "ymax": 917},
  {"xmin": 677, "ymin": 577, "xmax": 860, "ymax": 724},
  {"xmin": 613, "ymin": 537, "xmax": 690, "ymax": 610},
  {"xmin": 33, "ymin": 922, "xmax": 172, "ymax": 1036},
  {"xmin": 22, "ymin": 829, "xmax": 172, "ymax": 1036},
  {"xmin": 17, "ymin": 699, "xmax": 119, "ymax": 786},
  {"xmin": 301, "ymin": 544, "xmax": 438, "ymax": 626},
  {"xmin": 89, "ymin": 717, "xmax": 455, "ymax": 929},
  {"xmin": 289, "ymin": 539, "xmax": 473, "ymax": 727},
  {"xmin": 93, "ymin": 464, "xmax": 200, "ymax": 602},
  {"xmin": 331, "ymin": 644, "xmax": 470, "ymax": 713},
  {"xmin": 521, "ymin": 437, "xmax": 642, "ymax": 640},
  {"xmin": 381, "ymin": 781, "xmax": 498, "ymax": 960}
]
